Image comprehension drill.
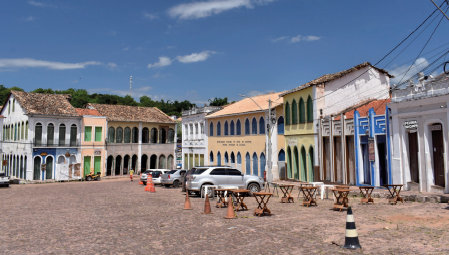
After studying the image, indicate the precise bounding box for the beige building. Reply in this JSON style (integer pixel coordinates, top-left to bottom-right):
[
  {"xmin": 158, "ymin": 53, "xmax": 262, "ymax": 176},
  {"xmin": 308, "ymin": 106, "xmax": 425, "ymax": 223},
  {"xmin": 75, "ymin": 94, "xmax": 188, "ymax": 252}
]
[{"xmin": 206, "ymin": 93, "xmax": 285, "ymax": 180}]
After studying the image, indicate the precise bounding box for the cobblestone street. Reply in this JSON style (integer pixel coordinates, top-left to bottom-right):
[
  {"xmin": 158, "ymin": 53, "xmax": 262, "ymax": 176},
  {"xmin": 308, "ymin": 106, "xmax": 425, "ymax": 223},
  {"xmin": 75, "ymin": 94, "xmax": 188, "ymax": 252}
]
[{"xmin": 1, "ymin": 179, "xmax": 449, "ymax": 254}]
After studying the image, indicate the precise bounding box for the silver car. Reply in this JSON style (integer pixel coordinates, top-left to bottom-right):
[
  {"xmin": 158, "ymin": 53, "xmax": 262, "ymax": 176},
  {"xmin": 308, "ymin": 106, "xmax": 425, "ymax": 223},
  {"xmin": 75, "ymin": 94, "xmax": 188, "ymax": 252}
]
[
  {"xmin": 160, "ymin": 169, "xmax": 186, "ymax": 188},
  {"xmin": 141, "ymin": 169, "xmax": 170, "ymax": 185},
  {"xmin": 186, "ymin": 166, "xmax": 264, "ymax": 196}
]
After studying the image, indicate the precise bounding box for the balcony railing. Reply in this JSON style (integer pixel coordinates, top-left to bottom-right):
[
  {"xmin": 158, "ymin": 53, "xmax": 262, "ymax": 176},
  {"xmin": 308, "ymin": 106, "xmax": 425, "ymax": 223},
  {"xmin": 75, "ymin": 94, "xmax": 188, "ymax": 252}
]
[{"xmin": 33, "ymin": 139, "xmax": 80, "ymax": 147}]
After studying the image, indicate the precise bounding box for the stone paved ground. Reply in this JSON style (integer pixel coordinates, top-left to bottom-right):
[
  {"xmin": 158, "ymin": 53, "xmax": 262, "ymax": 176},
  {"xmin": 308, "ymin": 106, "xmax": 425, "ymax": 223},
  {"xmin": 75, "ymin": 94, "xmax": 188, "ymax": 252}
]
[{"xmin": 1, "ymin": 179, "xmax": 449, "ymax": 254}]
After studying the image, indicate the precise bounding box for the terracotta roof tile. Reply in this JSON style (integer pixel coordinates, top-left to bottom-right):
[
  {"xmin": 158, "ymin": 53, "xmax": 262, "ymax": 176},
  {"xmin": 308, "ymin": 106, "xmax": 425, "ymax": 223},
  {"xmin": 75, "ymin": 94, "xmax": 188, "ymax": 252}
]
[
  {"xmin": 281, "ymin": 62, "xmax": 393, "ymax": 97},
  {"xmin": 11, "ymin": 91, "xmax": 78, "ymax": 116},
  {"xmin": 75, "ymin": 108, "xmax": 103, "ymax": 116},
  {"xmin": 333, "ymin": 99, "xmax": 391, "ymax": 120},
  {"xmin": 206, "ymin": 92, "xmax": 284, "ymax": 118},
  {"xmin": 87, "ymin": 103, "xmax": 175, "ymax": 123}
]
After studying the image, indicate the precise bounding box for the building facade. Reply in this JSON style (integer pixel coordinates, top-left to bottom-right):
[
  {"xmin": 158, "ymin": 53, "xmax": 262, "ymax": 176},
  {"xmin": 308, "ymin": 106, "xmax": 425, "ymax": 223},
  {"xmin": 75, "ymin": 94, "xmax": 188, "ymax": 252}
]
[
  {"xmin": 87, "ymin": 104, "xmax": 177, "ymax": 175},
  {"xmin": 389, "ymin": 74, "xmax": 449, "ymax": 193},
  {"xmin": 206, "ymin": 93, "xmax": 285, "ymax": 181}
]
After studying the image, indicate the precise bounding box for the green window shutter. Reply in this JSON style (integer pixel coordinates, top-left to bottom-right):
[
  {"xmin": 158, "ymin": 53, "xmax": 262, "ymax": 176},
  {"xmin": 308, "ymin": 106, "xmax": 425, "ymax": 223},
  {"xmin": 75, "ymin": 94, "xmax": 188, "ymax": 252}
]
[
  {"xmin": 285, "ymin": 102, "xmax": 290, "ymax": 125},
  {"xmin": 85, "ymin": 127, "xmax": 92, "ymax": 142},
  {"xmin": 299, "ymin": 98, "xmax": 305, "ymax": 124},
  {"xmin": 95, "ymin": 127, "xmax": 102, "ymax": 142},
  {"xmin": 307, "ymin": 96, "xmax": 313, "ymax": 122},
  {"xmin": 94, "ymin": 156, "xmax": 101, "ymax": 175},
  {"xmin": 292, "ymin": 100, "xmax": 297, "ymax": 124}
]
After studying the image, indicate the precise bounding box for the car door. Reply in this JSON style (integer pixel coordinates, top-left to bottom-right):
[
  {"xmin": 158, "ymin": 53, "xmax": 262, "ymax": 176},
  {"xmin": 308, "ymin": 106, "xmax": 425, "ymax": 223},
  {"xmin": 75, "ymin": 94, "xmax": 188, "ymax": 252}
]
[
  {"xmin": 227, "ymin": 168, "xmax": 245, "ymax": 189},
  {"xmin": 209, "ymin": 168, "xmax": 228, "ymax": 188}
]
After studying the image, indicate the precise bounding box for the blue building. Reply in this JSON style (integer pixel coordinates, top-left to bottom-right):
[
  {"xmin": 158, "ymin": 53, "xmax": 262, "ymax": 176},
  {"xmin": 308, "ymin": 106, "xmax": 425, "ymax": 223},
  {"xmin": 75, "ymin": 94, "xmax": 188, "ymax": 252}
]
[{"xmin": 354, "ymin": 100, "xmax": 392, "ymax": 186}]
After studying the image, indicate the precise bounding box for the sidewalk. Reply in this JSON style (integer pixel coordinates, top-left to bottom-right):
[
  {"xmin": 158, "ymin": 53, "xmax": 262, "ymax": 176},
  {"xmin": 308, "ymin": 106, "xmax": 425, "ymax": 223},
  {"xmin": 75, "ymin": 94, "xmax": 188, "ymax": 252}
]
[{"xmin": 11, "ymin": 174, "xmax": 132, "ymax": 185}]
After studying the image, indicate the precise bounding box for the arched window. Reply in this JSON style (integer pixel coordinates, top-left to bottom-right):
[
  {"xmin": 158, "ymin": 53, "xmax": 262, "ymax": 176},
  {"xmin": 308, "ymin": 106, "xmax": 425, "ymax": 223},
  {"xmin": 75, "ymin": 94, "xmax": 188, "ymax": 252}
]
[
  {"xmin": 108, "ymin": 127, "xmax": 115, "ymax": 143},
  {"xmin": 159, "ymin": 128, "xmax": 166, "ymax": 144},
  {"xmin": 224, "ymin": 152, "xmax": 229, "ymax": 164},
  {"xmin": 252, "ymin": 118, "xmax": 257, "ymax": 134},
  {"xmin": 217, "ymin": 121, "xmax": 221, "ymax": 136},
  {"xmin": 259, "ymin": 117, "xmax": 265, "ymax": 134},
  {"xmin": 185, "ymin": 124, "xmax": 188, "ymax": 139},
  {"xmin": 25, "ymin": 121, "xmax": 28, "ymax": 140},
  {"xmin": 159, "ymin": 155, "xmax": 166, "ymax": 169},
  {"xmin": 168, "ymin": 129, "xmax": 175, "ymax": 143},
  {"xmin": 195, "ymin": 123, "xmax": 198, "ymax": 134},
  {"xmin": 307, "ymin": 95, "xmax": 313, "ymax": 122},
  {"xmin": 237, "ymin": 152, "xmax": 241, "ymax": 164},
  {"xmin": 59, "ymin": 124, "xmax": 66, "ymax": 146},
  {"xmin": 21, "ymin": 121, "xmax": 24, "ymax": 140},
  {"xmin": 224, "ymin": 121, "xmax": 229, "ymax": 136},
  {"xmin": 260, "ymin": 152, "xmax": 266, "ymax": 177},
  {"xmin": 124, "ymin": 127, "xmax": 131, "ymax": 143},
  {"xmin": 292, "ymin": 99, "xmax": 298, "ymax": 124},
  {"xmin": 132, "ymin": 127, "xmax": 138, "ymax": 143},
  {"xmin": 12, "ymin": 99, "xmax": 15, "ymax": 112},
  {"xmin": 209, "ymin": 151, "xmax": 214, "ymax": 163},
  {"xmin": 167, "ymin": 155, "xmax": 174, "ymax": 169},
  {"xmin": 236, "ymin": 119, "xmax": 241, "ymax": 135},
  {"xmin": 285, "ymin": 102, "xmax": 290, "ymax": 125},
  {"xmin": 230, "ymin": 120, "xmax": 235, "ymax": 135},
  {"xmin": 14, "ymin": 123, "xmax": 17, "ymax": 141},
  {"xmin": 70, "ymin": 124, "xmax": 77, "ymax": 146},
  {"xmin": 151, "ymin": 128, "xmax": 158, "ymax": 143},
  {"xmin": 245, "ymin": 153, "xmax": 251, "ymax": 174},
  {"xmin": 200, "ymin": 123, "xmax": 204, "ymax": 134},
  {"xmin": 47, "ymin": 123, "xmax": 54, "ymax": 146},
  {"xmin": 142, "ymin": 128, "xmax": 149, "ymax": 143},
  {"xmin": 116, "ymin": 127, "xmax": 123, "ymax": 143},
  {"xmin": 8, "ymin": 102, "xmax": 10, "ymax": 114},
  {"xmin": 245, "ymin": 119, "xmax": 250, "ymax": 135},
  {"xmin": 252, "ymin": 152, "xmax": 259, "ymax": 176},
  {"xmin": 278, "ymin": 116, "xmax": 284, "ymax": 134},
  {"xmin": 217, "ymin": 151, "xmax": 221, "ymax": 165},
  {"xmin": 209, "ymin": 122, "xmax": 214, "ymax": 136},
  {"xmin": 308, "ymin": 146, "xmax": 314, "ymax": 181},
  {"xmin": 35, "ymin": 123, "xmax": 42, "ymax": 146},
  {"xmin": 231, "ymin": 152, "xmax": 235, "ymax": 164},
  {"xmin": 299, "ymin": 97, "xmax": 305, "ymax": 123},
  {"xmin": 300, "ymin": 146, "xmax": 307, "ymax": 181},
  {"xmin": 278, "ymin": 149, "xmax": 285, "ymax": 161}
]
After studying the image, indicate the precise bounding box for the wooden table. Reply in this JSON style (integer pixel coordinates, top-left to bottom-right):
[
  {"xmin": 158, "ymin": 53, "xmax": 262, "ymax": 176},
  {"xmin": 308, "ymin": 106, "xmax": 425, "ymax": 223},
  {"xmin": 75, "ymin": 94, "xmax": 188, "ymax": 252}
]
[
  {"xmin": 384, "ymin": 184, "xmax": 404, "ymax": 205},
  {"xmin": 279, "ymin": 184, "xmax": 295, "ymax": 203},
  {"xmin": 335, "ymin": 185, "xmax": 350, "ymax": 190},
  {"xmin": 229, "ymin": 189, "xmax": 249, "ymax": 211},
  {"xmin": 359, "ymin": 186, "xmax": 375, "ymax": 205},
  {"xmin": 253, "ymin": 192, "xmax": 273, "ymax": 217},
  {"xmin": 214, "ymin": 189, "xmax": 230, "ymax": 208},
  {"xmin": 299, "ymin": 186, "xmax": 318, "ymax": 207},
  {"xmin": 331, "ymin": 189, "xmax": 351, "ymax": 211}
]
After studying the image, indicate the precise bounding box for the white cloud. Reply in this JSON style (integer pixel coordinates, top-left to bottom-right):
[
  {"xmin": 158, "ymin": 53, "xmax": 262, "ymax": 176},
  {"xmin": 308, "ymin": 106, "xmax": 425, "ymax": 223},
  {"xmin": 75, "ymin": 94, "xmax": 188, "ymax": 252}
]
[
  {"xmin": 168, "ymin": 0, "xmax": 276, "ymax": 20},
  {"xmin": 0, "ymin": 58, "xmax": 101, "ymax": 70},
  {"xmin": 107, "ymin": 31, "xmax": 117, "ymax": 36},
  {"xmin": 176, "ymin": 51, "xmax": 216, "ymax": 63},
  {"xmin": 271, "ymin": 36, "xmax": 287, "ymax": 42},
  {"xmin": 107, "ymin": 62, "xmax": 117, "ymax": 69},
  {"xmin": 28, "ymin": 1, "xmax": 45, "ymax": 6},
  {"xmin": 303, "ymin": 35, "xmax": 320, "ymax": 41},
  {"xmin": 147, "ymin": 56, "xmax": 173, "ymax": 68},
  {"xmin": 20, "ymin": 16, "xmax": 35, "ymax": 21},
  {"xmin": 390, "ymin": 57, "xmax": 431, "ymax": 85},
  {"xmin": 288, "ymin": 34, "xmax": 321, "ymax": 43},
  {"xmin": 143, "ymin": 12, "xmax": 159, "ymax": 20},
  {"xmin": 290, "ymin": 35, "xmax": 301, "ymax": 43},
  {"xmin": 247, "ymin": 90, "xmax": 275, "ymax": 97}
]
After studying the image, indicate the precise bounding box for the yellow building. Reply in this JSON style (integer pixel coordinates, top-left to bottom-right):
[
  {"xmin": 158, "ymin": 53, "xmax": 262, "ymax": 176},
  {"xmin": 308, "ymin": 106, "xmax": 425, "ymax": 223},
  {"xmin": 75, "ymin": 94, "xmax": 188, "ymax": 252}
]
[
  {"xmin": 280, "ymin": 87, "xmax": 316, "ymax": 182},
  {"xmin": 206, "ymin": 92, "xmax": 285, "ymax": 180}
]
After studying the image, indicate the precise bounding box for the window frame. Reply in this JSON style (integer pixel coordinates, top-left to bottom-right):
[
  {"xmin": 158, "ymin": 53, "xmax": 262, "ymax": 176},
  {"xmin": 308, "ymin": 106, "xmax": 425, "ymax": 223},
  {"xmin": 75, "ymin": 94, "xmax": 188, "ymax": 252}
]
[{"xmin": 84, "ymin": 126, "xmax": 92, "ymax": 142}]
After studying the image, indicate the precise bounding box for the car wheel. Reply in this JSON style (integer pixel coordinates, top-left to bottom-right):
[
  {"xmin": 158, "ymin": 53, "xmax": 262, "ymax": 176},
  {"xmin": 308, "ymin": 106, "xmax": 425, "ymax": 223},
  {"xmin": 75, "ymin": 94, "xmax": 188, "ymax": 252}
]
[
  {"xmin": 143, "ymin": 181, "xmax": 146, "ymax": 185},
  {"xmin": 173, "ymin": 180, "xmax": 180, "ymax": 188},
  {"xmin": 86, "ymin": 176, "xmax": 92, "ymax": 181},
  {"xmin": 201, "ymin": 185, "xmax": 214, "ymax": 198},
  {"xmin": 247, "ymin": 183, "xmax": 260, "ymax": 196}
]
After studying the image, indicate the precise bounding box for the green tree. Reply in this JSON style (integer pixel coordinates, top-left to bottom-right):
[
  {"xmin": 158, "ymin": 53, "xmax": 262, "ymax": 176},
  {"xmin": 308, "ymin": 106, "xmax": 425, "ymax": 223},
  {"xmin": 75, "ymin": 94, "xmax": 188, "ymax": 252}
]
[{"xmin": 209, "ymin": 97, "xmax": 229, "ymax": 106}]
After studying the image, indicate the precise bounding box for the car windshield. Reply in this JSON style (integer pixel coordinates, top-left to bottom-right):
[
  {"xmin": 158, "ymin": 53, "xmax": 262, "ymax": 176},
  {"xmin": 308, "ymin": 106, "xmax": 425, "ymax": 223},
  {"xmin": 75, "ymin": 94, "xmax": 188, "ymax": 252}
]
[
  {"xmin": 190, "ymin": 168, "xmax": 208, "ymax": 175},
  {"xmin": 167, "ymin": 170, "xmax": 177, "ymax": 174},
  {"xmin": 152, "ymin": 171, "xmax": 162, "ymax": 177},
  {"xmin": 144, "ymin": 170, "xmax": 152, "ymax": 174}
]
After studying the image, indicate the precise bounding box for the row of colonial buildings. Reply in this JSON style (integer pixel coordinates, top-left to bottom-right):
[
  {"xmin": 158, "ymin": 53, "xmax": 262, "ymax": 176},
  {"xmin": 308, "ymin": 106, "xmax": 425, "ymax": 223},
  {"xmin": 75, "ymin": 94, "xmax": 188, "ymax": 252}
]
[
  {"xmin": 1, "ymin": 91, "xmax": 177, "ymax": 181},
  {"xmin": 182, "ymin": 62, "xmax": 449, "ymax": 194}
]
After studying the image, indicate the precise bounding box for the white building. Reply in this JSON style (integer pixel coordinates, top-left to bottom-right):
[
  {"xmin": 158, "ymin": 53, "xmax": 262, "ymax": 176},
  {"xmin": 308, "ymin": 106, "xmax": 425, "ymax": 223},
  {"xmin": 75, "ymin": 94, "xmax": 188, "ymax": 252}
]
[
  {"xmin": 389, "ymin": 73, "xmax": 449, "ymax": 193},
  {"xmin": 181, "ymin": 105, "xmax": 223, "ymax": 169},
  {"xmin": 1, "ymin": 91, "xmax": 82, "ymax": 181}
]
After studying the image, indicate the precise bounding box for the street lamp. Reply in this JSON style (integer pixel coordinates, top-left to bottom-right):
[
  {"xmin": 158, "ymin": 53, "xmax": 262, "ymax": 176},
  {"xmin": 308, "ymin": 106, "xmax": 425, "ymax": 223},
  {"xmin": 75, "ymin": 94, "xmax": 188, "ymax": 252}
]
[{"xmin": 239, "ymin": 94, "xmax": 277, "ymax": 183}]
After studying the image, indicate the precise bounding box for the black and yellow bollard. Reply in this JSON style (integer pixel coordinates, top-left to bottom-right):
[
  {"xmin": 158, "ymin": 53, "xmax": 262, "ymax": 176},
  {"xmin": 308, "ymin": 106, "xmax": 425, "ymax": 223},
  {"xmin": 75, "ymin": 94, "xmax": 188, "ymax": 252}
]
[{"xmin": 342, "ymin": 207, "xmax": 362, "ymax": 249}]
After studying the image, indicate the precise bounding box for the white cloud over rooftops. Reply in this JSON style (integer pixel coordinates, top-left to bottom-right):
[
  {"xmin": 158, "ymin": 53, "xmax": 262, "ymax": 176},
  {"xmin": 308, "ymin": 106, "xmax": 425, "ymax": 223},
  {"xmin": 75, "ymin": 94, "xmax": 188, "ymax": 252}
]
[
  {"xmin": 147, "ymin": 51, "xmax": 217, "ymax": 69},
  {"xmin": 147, "ymin": 56, "xmax": 173, "ymax": 68},
  {"xmin": 0, "ymin": 58, "xmax": 101, "ymax": 70}
]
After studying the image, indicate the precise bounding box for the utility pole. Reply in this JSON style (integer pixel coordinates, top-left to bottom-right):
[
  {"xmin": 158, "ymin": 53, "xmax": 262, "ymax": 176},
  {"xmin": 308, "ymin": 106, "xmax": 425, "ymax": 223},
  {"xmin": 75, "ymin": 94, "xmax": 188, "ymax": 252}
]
[
  {"xmin": 267, "ymin": 99, "xmax": 273, "ymax": 183},
  {"xmin": 430, "ymin": 0, "xmax": 449, "ymax": 21},
  {"xmin": 129, "ymin": 76, "xmax": 132, "ymax": 97}
]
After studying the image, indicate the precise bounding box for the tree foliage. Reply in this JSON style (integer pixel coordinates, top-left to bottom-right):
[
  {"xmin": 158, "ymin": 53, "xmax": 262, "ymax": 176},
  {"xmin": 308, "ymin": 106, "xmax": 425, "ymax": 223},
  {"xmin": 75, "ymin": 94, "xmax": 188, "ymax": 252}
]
[{"xmin": 209, "ymin": 97, "xmax": 231, "ymax": 106}]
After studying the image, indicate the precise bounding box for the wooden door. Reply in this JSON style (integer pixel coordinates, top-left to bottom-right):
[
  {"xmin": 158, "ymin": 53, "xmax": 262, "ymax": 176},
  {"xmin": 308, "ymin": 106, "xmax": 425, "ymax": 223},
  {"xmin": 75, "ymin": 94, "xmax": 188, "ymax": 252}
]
[
  {"xmin": 346, "ymin": 136, "xmax": 356, "ymax": 185},
  {"xmin": 84, "ymin": 156, "xmax": 91, "ymax": 177},
  {"xmin": 334, "ymin": 137, "xmax": 342, "ymax": 183},
  {"xmin": 408, "ymin": 132, "xmax": 419, "ymax": 183},
  {"xmin": 431, "ymin": 125, "xmax": 445, "ymax": 187},
  {"xmin": 323, "ymin": 138, "xmax": 330, "ymax": 181}
]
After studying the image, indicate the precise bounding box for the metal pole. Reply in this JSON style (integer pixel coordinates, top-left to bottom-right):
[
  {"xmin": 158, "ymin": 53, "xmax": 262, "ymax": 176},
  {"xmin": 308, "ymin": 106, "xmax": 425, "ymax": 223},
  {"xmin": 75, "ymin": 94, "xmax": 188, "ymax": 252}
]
[
  {"xmin": 430, "ymin": 0, "xmax": 449, "ymax": 21},
  {"xmin": 267, "ymin": 99, "xmax": 273, "ymax": 183}
]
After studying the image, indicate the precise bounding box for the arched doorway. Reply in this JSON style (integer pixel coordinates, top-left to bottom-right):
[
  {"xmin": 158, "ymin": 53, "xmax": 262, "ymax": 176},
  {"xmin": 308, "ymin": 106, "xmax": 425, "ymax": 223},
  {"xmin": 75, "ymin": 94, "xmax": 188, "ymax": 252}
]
[
  {"xmin": 287, "ymin": 147, "xmax": 292, "ymax": 179},
  {"xmin": 132, "ymin": 155, "xmax": 138, "ymax": 172},
  {"xmin": 33, "ymin": 157, "xmax": 41, "ymax": 180},
  {"xmin": 123, "ymin": 155, "xmax": 130, "ymax": 175},
  {"xmin": 46, "ymin": 156, "xmax": 54, "ymax": 180},
  {"xmin": 260, "ymin": 152, "xmax": 266, "ymax": 177},
  {"xmin": 217, "ymin": 151, "xmax": 221, "ymax": 166},
  {"xmin": 252, "ymin": 152, "xmax": 258, "ymax": 176},
  {"xmin": 301, "ymin": 146, "xmax": 307, "ymax": 181},
  {"xmin": 167, "ymin": 155, "xmax": 174, "ymax": 169},
  {"xmin": 141, "ymin": 154, "xmax": 148, "ymax": 170},
  {"xmin": 107, "ymin": 155, "xmax": 113, "ymax": 176},
  {"xmin": 293, "ymin": 146, "xmax": 299, "ymax": 180},
  {"xmin": 115, "ymin": 156, "xmax": 122, "ymax": 175},
  {"xmin": 159, "ymin": 155, "xmax": 166, "ymax": 169},
  {"xmin": 150, "ymin": 154, "xmax": 157, "ymax": 169},
  {"xmin": 245, "ymin": 152, "xmax": 251, "ymax": 175},
  {"xmin": 308, "ymin": 146, "xmax": 314, "ymax": 182},
  {"xmin": 431, "ymin": 123, "xmax": 445, "ymax": 187},
  {"xmin": 159, "ymin": 128, "xmax": 166, "ymax": 144}
]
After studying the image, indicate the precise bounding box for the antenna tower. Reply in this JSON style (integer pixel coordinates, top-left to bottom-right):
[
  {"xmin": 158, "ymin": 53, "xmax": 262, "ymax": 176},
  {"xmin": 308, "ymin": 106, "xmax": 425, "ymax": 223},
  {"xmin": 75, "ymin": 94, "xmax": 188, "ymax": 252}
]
[{"xmin": 130, "ymin": 76, "xmax": 132, "ymax": 97}]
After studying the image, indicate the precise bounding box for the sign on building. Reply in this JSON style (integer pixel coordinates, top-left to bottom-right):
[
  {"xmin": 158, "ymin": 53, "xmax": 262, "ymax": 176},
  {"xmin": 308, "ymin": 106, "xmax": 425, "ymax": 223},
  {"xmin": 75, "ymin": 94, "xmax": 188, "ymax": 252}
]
[
  {"xmin": 430, "ymin": 124, "xmax": 442, "ymax": 131},
  {"xmin": 288, "ymin": 140, "xmax": 297, "ymax": 146},
  {"xmin": 94, "ymin": 150, "xmax": 102, "ymax": 155},
  {"xmin": 368, "ymin": 137, "xmax": 375, "ymax": 162},
  {"xmin": 404, "ymin": 120, "xmax": 418, "ymax": 130}
]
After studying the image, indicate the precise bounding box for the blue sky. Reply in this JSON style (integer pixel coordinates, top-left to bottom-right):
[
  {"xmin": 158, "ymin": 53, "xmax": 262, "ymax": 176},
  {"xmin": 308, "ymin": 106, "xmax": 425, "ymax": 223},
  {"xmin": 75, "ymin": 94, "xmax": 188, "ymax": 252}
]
[{"xmin": 1, "ymin": 0, "xmax": 449, "ymax": 105}]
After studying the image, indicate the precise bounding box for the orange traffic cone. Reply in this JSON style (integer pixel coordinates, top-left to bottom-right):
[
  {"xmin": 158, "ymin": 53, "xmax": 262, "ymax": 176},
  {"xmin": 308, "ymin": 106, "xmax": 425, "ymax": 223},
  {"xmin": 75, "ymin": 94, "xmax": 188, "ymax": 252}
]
[
  {"xmin": 139, "ymin": 173, "xmax": 143, "ymax": 185},
  {"xmin": 184, "ymin": 192, "xmax": 193, "ymax": 210},
  {"xmin": 148, "ymin": 174, "xmax": 155, "ymax": 193},
  {"xmin": 224, "ymin": 195, "xmax": 236, "ymax": 219},
  {"xmin": 144, "ymin": 175, "xmax": 151, "ymax": 191},
  {"xmin": 202, "ymin": 194, "xmax": 213, "ymax": 214}
]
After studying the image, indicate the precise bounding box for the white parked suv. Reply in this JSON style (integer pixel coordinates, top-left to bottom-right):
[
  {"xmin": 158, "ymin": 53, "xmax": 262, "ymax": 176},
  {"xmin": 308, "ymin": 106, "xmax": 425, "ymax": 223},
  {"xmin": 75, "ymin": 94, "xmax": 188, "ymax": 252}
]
[
  {"xmin": 186, "ymin": 166, "xmax": 264, "ymax": 196},
  {"xmin": 141, "ymin": 169, "xmax": 170, "ymax": 185}
]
